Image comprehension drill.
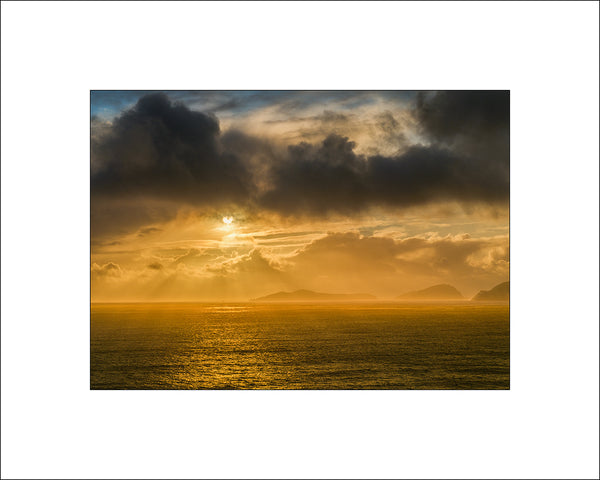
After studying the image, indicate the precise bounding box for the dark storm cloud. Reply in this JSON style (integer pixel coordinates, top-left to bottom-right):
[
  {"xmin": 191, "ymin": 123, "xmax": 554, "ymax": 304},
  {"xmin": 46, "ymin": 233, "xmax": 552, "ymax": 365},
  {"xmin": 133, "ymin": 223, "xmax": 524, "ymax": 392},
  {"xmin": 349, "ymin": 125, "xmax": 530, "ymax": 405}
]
[
  {"xmin": 259, "ymin": 134, "xmax": 508, "ymax": 215},
  {"xmin": 91, "ymin": 93, "xmax": 254, "ymax": 237},
  {"xmin": 220, "ymin": 129, "xmax": 278, "ymax": 158},
  {"xmin": 259, "ymin": 135, "xmax": 368, "ymax": 214},
  {"xmin": 91, "ymin": 93, "xmax": 251, "ymax": 204},
  {"xmin": 415, "ymin": 90, "xmax": 509, "ymax": 141},
  {"xmin": 415, "ymin": 90, "xmax": 509, "ymax": 187},
  {"xmin": 259, "ymin": 92, "xmax": 509, "ymax": 215},
  {"xmin": 92, "ymin": 91, "xmax": 509, "ymax": 230}
]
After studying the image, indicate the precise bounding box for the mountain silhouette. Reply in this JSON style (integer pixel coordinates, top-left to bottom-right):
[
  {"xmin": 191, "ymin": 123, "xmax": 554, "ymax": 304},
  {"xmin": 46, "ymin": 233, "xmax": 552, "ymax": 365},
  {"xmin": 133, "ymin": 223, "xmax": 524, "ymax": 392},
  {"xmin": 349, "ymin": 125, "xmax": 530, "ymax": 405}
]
[
  {"xmin": 472, "ymin": 281, "xmax": 510, "ymax": 301},
  {"xmin": 397, "ymin": 284, "xmax": 464, "ymax": 300},
  {"xmin": 252, "ymin": 289, "xmax": 376, "ymax": 302}
]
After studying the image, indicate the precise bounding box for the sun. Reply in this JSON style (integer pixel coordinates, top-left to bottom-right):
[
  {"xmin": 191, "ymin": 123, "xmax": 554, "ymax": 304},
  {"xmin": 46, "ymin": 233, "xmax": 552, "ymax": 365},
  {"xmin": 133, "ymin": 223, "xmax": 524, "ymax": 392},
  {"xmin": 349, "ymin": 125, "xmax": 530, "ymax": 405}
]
[{"xmin": 222, "ymin": 216, "xmax": 233, "ymax": 225}]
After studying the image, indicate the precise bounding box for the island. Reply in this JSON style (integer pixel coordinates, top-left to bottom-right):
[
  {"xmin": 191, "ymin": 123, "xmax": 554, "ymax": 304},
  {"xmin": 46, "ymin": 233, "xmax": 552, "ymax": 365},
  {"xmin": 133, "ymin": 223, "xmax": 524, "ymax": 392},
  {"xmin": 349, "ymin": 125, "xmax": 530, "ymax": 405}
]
[
  {"xmin": 252, "ymin": 289, "xmax": 377, "ymax": 302},
  {"xmin": 472, "ymin": 281, "xmax": 510, "ymax": 301},
  {"xmin": 397, "ymin": 284, "xmax": 464, "ymax": 300}
]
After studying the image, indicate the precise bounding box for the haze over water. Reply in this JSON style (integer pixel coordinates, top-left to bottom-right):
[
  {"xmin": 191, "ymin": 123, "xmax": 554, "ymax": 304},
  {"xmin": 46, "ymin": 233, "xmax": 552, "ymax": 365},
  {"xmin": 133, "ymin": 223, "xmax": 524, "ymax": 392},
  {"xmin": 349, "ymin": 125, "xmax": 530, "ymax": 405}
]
[
  {"xmin": 91, "ymin": 302, "xmax": 509, "ymax": 389},
  {"xmin": 91, "ymin": 91, "xmax": 510, "ymax": 390}
]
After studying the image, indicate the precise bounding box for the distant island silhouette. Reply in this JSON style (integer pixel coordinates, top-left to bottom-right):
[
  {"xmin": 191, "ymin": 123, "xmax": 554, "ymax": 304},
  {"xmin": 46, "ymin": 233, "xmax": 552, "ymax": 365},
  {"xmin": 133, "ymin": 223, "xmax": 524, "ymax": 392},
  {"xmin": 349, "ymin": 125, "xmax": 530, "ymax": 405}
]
[
  {"xmin": 252, "ymin": 283, "xmax": 510, "ymax": 302},
  {"xmin": 472, "ymin": 281, "xmax": 510, "ymax": 301},
  {"xmin": 397, "ymin": 284, "xmax": 464, "ymax": 300},
  {"xmin": 252, "ymin": 289, "xmax": 377, "ymax": 302}
]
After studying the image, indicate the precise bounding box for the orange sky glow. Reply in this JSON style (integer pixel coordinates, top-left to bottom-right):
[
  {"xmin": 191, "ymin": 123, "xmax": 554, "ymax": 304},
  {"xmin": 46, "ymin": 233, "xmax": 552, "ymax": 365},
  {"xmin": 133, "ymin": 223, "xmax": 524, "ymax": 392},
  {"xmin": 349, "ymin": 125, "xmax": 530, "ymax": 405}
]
[{"xmin": 91, "ymin": 91, "xmax": 509, "ymax": 302}]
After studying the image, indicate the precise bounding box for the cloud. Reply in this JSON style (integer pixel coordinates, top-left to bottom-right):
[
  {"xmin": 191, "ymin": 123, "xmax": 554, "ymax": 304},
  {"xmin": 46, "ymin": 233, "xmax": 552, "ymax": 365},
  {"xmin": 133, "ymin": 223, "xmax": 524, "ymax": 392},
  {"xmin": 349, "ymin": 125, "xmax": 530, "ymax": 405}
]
[
  {"xmin": 91, "ymin": 93, "xmax": 253, "ymax": 238},
  {"xmin": 259, "ymin": 134, "xmax": 509, "ymax": 215},
  {"xmin": 91, "ymin": 92, "xmax": 509, "ymax": 238},
  {"xmin": 138, "ymin": 227, "xmax": 162, "ymax": 237},
  {"xmin": 90, "ymin": 230, "xmax": 508, "ymax": 301},
  {"xmin": 146, "ymin": 262, "xmax": 164, "ymax": 270},
  {"xmin": 91, "ymin": 93, "xmax": 252, "ymax": 202},
  {"xmin": 284, "ymin": 231, "xmax": 509, "ymax": 297},
  {"xmin": 90, "ymin": 198, "xmax": 179, "ymax": 240},
  {"xmin": 415, "ymin": 90, "xmax": 509, "ymax": 142},
  {"xmin": 263, "ymin": 110, "xmax": 353, "ymax": 125},
  {"xmin": 91, "ymin": 262, "xmax": 122, "ymax": 277},
  {"xmin": 207, "ymin": 249, "xmax": 283, "ymax": 276},
  {"xmin": 415, "ymin": 90, "xmax": 509, "ymax": 172}
]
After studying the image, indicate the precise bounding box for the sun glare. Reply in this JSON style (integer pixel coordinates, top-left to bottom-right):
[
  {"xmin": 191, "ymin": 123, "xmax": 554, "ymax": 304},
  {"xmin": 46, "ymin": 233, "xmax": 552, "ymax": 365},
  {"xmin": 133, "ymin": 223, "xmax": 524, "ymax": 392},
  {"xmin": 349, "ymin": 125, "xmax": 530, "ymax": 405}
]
[{"xmin": 223, "ymin": 216, "xmax": 233, "ymax": 225}]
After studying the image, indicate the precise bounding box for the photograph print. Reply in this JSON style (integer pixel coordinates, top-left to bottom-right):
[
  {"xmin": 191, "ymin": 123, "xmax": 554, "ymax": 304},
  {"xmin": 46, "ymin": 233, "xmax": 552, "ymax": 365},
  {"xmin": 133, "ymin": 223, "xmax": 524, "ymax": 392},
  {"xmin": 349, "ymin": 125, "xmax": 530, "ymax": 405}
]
[{"xmin": 90, "ymin": 90, "xmax": 510, "ymax": 390}]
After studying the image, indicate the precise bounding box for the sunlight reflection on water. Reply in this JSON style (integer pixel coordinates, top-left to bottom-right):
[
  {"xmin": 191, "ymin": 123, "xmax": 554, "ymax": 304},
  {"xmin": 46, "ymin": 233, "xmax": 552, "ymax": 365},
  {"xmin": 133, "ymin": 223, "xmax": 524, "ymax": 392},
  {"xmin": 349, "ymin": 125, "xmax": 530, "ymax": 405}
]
[{"xmin": 91, "ymin": 303, "xmax": 509, "ymax": 390}]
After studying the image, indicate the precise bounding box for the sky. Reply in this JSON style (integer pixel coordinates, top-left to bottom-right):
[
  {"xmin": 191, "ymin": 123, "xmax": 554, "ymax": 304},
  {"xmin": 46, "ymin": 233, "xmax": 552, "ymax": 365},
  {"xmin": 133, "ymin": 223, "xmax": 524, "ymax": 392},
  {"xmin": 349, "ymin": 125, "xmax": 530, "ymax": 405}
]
[{"xmin": 91, "ymin": 90, "xmax": 509, "ymax": 302}]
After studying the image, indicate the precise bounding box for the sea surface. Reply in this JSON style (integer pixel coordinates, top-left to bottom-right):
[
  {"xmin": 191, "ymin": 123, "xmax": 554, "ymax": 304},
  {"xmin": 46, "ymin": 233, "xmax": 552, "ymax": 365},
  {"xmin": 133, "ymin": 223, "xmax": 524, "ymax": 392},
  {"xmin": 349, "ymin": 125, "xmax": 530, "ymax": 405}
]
[{"xmin": 91, "ymin": 302, "xmax": 509, "ymax": 389}]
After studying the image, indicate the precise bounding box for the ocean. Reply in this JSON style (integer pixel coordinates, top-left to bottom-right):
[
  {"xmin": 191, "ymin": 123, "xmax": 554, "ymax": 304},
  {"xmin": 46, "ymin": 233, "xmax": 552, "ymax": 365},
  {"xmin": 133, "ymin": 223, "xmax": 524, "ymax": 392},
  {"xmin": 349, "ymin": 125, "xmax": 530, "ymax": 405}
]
[{"xmin": 91, "ymin": 302, "xmax": 509, "ymax": 389}]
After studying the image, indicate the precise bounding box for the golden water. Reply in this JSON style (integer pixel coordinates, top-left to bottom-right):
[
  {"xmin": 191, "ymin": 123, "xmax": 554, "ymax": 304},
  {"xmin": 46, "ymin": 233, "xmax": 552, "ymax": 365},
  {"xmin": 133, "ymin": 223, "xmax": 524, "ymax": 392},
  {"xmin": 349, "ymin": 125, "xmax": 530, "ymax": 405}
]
[{"xmin": 91, "ymin": 302, "xmax": 509, "ymax": 389}]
